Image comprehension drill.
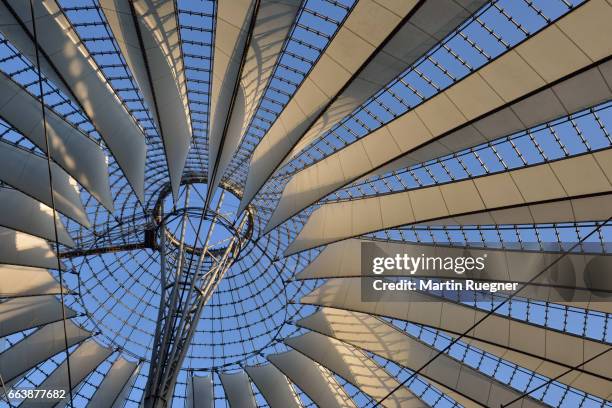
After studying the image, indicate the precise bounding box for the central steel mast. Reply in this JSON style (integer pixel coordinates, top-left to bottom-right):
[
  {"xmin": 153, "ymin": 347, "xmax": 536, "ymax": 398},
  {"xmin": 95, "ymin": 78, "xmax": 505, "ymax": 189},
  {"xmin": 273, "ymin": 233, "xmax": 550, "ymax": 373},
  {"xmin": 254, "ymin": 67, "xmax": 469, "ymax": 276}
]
[{"xmin": 143, "ymin": 187, "xmax": 247, "ymax": 407}]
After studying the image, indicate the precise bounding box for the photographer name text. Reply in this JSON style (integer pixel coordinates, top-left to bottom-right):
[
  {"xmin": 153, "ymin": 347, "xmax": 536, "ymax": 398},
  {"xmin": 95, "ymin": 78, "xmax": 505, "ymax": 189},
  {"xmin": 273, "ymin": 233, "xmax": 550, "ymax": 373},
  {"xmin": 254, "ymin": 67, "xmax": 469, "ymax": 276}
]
[{"xmin": 372, "ymin": 278, "xmax": 518, "ymax": 293}]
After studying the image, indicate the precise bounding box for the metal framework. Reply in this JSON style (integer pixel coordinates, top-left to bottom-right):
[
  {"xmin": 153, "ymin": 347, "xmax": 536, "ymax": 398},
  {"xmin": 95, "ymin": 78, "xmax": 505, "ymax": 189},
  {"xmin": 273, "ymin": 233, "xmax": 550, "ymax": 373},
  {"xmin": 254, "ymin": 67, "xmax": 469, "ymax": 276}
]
[
  {"xmin": 0, "ymin": 0, "xmax": 610, "ymax": 407},
  {"xmin": 143, "ymin": 184, "xmax": 250, "ymax": 407}
]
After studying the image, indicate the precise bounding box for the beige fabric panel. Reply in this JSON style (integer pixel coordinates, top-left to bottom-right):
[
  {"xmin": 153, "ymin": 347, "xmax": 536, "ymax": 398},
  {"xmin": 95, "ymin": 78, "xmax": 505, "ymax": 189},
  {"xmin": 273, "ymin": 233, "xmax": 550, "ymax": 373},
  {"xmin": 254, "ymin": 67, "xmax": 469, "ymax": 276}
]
[
  {"xmin": 286, "ymin": 0, "xmax": 487, "ymax": 161},
  {"xmin": 0, "ymin": 72, "xmax": 113, "ymax": 211},
  {"xmin": 209, "ymin": 0, "xmax": 301, "ymax": 195},
  {"xmin": 0, "ymin": 227, "xmax": 57, "ymax": 269},
  {"xmin": 295, "ymin": 239, "xmax": 612, "ymax": 313},
  {"xmin": 286, "ymin": 332, "xmax": 426, "ymax": 407},
  {"xmin": 101, "ymin": 0, "xmax": 191, "ymax": 200},
  {"xmin": 245, "ymin": 363, "xmax": 302, "ymax": 408},
  {"xmin": 298, "ymin": 308, "xmax": 548, "ymax": 407},
  {"xmin": 88, "ymin": 357, "xmax": 139, "ymax": 408},
  {"xmin": 219, "ymin": 370, "xmax": 257, "ymax": 408},
  {"xmin": 0, "ymin": 141, "xmax": 89, "ymax": 227},
  {"xmin": 300, "ymin": 279, "xmax": 612, "ymax": 399},
  {"xmin": 0, "ymin": 296, "xmax": 75, "ymax": 338},
  {"xmin": 0, "ymin": 264, "xmax": 65, "ymax": 296},
  {"xmin": 0, "ymin": 320, "xmax": 90, "ymax": 383},
  {"xmin": 239, "ymin": 0, "xmax": 421, "ymax": 211},
  {"xmin": 21, "ymin": 340, "xmax": 112, "ymax": 408},
  {"xmin": 208, "ymin": 0, "xmax": 256, "ymax": 193},
  {"xmin": 186, "ymin": 375, "xmax": 213, "ymax": 408},
  {"xmin": 269, "ymin": 0, "xmax": 612, "ymax": 230},
  {"xmin": 0, "ymin": 0, "xmax": 146, "ymax": 201},
  {"xmin": 0, "ymin": 188, "xmax": 74, "ymax": 247},
  {"xmin": 286, "ymin": 150, "xmax": 612, "ymax": 254},
  {"xmin": 268, "ymin": 350, "xmax": 356, "ymax": 407}
]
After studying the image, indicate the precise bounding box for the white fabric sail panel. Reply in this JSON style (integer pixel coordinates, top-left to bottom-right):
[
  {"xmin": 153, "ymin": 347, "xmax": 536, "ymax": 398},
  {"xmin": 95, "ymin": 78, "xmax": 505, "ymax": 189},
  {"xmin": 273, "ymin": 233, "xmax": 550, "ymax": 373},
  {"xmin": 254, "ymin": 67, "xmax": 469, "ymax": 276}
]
[
  {"xmin": 245, "ymin": 363, "xmax": 302, "ymax": 408},
  {"xmin": 295, "ymin": 239, "xmax": 612, "ymax": 313},
  {"xmin": 0, "ymin": 319, "xmax": 90, "ymax": 383},
  {"xmin": 364, "ymin": 60, "xmax": 612, "ymax": 182},
  {"xmin": 272, "ymin": 61, "xmax": 612, "ymax": 234},
  {"xmin": 286, "ymin": 149, "xmax": 612, "ymax": 254},
  {"xmin": 295, "ymin": 238, "xmax": 360, "ymax": 280},
  {"xmin": 186, "ymin": 375, "xmax": 213, "ymax": 408},
  {"xmin": 238, "ymin": 0, "xmax": 300, "ymax": 126},
  {"xmin": 0, "ymin": 188, "xmax": 74, "ymax": 247},
  {"xmin": 101, "ymin": 0, "xmax": 191, "ymax": 200},
  {"xmin": 287, "ymin": 189, "xmax": 612, "ymax": 255},
  {"xmin": 0, "ymin": 0, "xmax": 146, "ymax": 201},
  {"xmin": 210, "ymin": 86, "xmax": 246, "ymax": 196},
  {"xmin": 287, "ymin": 0, "xmax": 487, "ymax": 161},
  {"xmin": 239, "ymin": 0, "xmax": 421, "ymax": 211},
  {"xmin": 0, "ymin": 141, "xmax": 89, "ymax": 227},
  {"xmin": 285, "ymin": 332, "xmax": 426, "ymax": 408},
  {"xmin": 0, "ymin": 296, "xmax": 75, "ymax": 338},
  {"xmin": 456, "ymin": 329, "xmax": 612, "ymax": 401},
  {"xmin": 298, "ymin": 309, "xmax": 546, "ymax": 407},
  {"xmin": 0, "ymin": 3, "xmax": 72, "ymax": 101},
  {"xmin": 97, "ymin": 0, "xmax": 156, "ymax": 127},
  {"xmin": 0, "ymin": 72, "xmax": 113, "ymax": 211},
  {"xmin": 422, "ymin": 193, "xmax": 612, "ymax": 230},
  {"xmin": 109, "ymin": 361, "xmax": 140, "ymax": 408},
  {"xmin": 300, "ymin": 279, "xmax": 612, "ymax": 399},
  {"xmin": 0, "ymin": 264, "xmax": 66, "ymax": 296},
  {"xmin": 208, "ymin": 0, "xmax": 256, "ymax": 194},
  {"xmin": 268, "ymin": 350, "xmax": 356, "ymax": 408},
  {"xmin": 0, "ymin": 227, "xmax": 56, "ymax": 269},
  {"xmin": 268, "ymin": 0, "xmax": 612, "ymax": 230},
  {"xmin": 20, "ymin": 340, "xmax": 112, "ymax": 408},
  {"xmin": 208, "ymin": 0, "xmax": 300, "ymax": 195},
  {"xmin": 219, "ymin": 370, "xmax": 257, "ymax": 408},
  {"xmin": 87, "ymin": 357, "xmax": 139, "ymax": 408}
]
